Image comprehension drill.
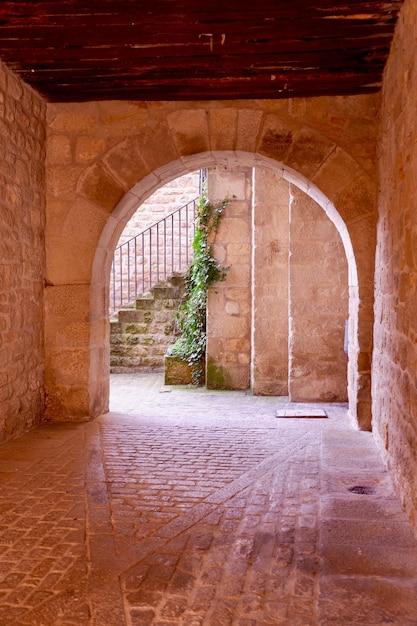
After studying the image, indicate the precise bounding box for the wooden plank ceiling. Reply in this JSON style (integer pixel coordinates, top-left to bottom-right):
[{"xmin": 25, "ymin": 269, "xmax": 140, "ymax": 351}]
[{"xmin": 0, "ymin": 0, "xmax": 405, "ymax": 102}]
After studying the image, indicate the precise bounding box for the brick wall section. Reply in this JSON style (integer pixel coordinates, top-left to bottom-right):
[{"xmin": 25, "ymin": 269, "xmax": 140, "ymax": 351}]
[
  {"xmin": 118, "ymin": 172, "xmax": 200, "ymax": 244},
  {"xmin": 0, "ymin": 61, "xmax": 46, "ymax": 441},
  {"xmin": 111, "ymin": 172, "xmax": 200, "ymax": 310},
  {"xmin": 289, "ymin": 186, "xmax": 348, "ymax": 401},
  {"xmin": 373, "ymin": 0, "xmax": 417, "ymax": 529}
]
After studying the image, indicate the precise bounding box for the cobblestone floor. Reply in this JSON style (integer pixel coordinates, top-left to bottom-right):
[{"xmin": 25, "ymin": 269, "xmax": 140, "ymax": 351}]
[{"xmin": 1, "ymin": 372, "xmax": 417, "ymax": 625}]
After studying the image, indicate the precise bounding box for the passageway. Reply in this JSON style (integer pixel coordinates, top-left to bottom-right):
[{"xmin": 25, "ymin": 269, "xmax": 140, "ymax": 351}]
[
  {"xmin": 3, "ymin": 5, "xmax": 417, "ymax": 620},
  {"xmin": 0, "ymin": 373, "xmax": 416, "ymax": 624}
]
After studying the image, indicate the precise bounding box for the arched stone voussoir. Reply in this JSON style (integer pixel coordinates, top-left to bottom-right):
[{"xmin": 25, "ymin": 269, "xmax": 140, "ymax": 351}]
[
  {"xmin": 335, "ymin": 171, "xmax": 378, "ymax": 225},
  {"xmin": 285, "ymin": 127, "xmax": 336, "ymax": 180},
  {"xmin": 102, "ymin": 116, "xmax": 181, "ymax": 182},
  {"xmin": 102, "ymin": 136, "xmax": 152, "ymax": 191},
  {"xmin": 311, "ymin": 146, "xmax": 366, "ymax": 203},
  {"xmin": 77, "ymin": 162, "xmax": 126, "ymax": 213},
  {"xmin": 61, "ymin": 197, "xmax": 108, "ymax": 245},
  {"xmin": 208, "ymin": 108, "xmax": 238, "ymax": 151},
  {"xmin": 257, "ymin": 113, "xmax": 298, "ymax": 162},
  {"xmin": 236, "ymin": 109, "xmax": 264, "ymax": 153},
  {"xmin": 166, "ymin": 108, "xmax": 210, "ymax": 156}
]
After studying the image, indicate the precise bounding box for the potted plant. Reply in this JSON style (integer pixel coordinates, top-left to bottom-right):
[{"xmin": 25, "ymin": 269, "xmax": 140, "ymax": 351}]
[{"xmin": 165, "ymin": 192, "xmax": 229, "ymax": 385}]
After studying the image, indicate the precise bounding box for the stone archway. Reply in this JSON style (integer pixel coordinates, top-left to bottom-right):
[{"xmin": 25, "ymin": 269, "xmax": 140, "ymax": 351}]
[
  {"xmin": 45, "ymin": 99, "xmax": 377, "ymax": 429},
  {"xmin": 90, "ymin": 152, "xmax": 362, "ymax": 426}
]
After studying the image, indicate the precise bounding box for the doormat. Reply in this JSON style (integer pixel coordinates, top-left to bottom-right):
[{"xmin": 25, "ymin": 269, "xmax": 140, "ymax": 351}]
[{"xmin": 276, "ymin": 408, "xmax": 327, "ymax": 418}]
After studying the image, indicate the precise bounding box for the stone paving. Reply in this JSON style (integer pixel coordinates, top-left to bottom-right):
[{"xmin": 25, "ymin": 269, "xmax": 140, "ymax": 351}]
[{"xmin": 1, "ymin": 372, "xmax": 417, "ymax": 625}]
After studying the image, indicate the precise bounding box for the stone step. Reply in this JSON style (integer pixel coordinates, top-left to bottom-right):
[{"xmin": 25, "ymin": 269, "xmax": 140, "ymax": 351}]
[
  {"xmin": 134, "ymin": 297, "xmax": 155, "ymax": 310},
  {"xmin": 110, "ymin": 273, "xmax": 186, "ymax": 372},
  {"xmin": 117, "ymin": 309, "xmax": 146, "ymax": 323},
  {"xmin": 170, "ymin": 273, "xmax": 185, "ymax": 288},
  {"xmin": 152, "ymin": 285, "xmax": 178, "ymax": 299}
]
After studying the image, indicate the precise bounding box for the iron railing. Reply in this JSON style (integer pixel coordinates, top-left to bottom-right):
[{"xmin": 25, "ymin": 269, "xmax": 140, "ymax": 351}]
[{"xmin": 110, "ymin": 198, "xmax": 198, "ymax": 312}]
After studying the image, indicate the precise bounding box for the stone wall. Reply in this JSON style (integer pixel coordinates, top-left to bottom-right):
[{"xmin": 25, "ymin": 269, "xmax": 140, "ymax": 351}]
[
  {"xmin": 289, "ymin": 186, "xmax": 348, "ymax": 401},
  {"xmin": 373, "ymin": 0, "xmax": 417, "ymax": 528},
  {"xmin": 252, "ymin": 169, "xmax": 289, "ymax": 395},
  {"xmin": 206, "ymin": 166, "xmax": 348, "ymax": 397},
  {"xmin": 0, "ymin": 61, "xmax": 46, "ymax": 441}
]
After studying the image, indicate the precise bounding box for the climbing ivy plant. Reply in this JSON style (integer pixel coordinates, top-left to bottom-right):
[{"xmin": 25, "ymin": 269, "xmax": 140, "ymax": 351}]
[{"xmin": 170, "ymin": 192, "xmax": 229, "ymax": 384}]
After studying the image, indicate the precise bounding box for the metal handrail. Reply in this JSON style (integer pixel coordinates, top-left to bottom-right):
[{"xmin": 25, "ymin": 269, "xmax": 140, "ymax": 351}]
[{"xmin": 110, "ymin": 197, "xmax": 198, "ymax": 312}]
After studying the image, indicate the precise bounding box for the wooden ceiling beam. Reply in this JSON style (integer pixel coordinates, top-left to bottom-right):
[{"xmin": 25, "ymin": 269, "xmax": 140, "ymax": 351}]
[{"xmin": 0, "ymin": 0, "xmax": 404, "ymax": 102}]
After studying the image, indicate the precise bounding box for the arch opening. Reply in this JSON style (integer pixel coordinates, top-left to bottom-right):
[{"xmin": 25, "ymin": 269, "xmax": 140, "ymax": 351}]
[{"xmin": 91, "ymin": 152, "xmax": 359, "ymax": 423}]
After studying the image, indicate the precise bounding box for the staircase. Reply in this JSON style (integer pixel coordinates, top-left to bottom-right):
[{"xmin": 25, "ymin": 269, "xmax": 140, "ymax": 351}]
[
  {"xmin": 110, "ymin": 197, "xmax": 197, "ymax": 313},
  {"xmin": 110, "ymin": 274, "xmax": 185, "ymax": 373}
]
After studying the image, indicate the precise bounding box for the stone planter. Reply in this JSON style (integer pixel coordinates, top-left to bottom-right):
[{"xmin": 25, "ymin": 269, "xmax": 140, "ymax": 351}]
[{"xmin": 164, "ymin": 355, "xmax": 205, "ymax": 386}]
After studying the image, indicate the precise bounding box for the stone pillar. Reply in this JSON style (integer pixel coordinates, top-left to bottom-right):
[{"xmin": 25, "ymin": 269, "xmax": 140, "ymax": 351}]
[
  {"xmin": 288, "ymin": 185, "xmax": 348, "ymax": 402},
  {"xmin": 206, "ymin": 166, "xmax": 252, "ymax": 389},
  {"xmin": 44, "ymin": 284, "xmax": 92, "ymax": 420},
  {"xmin": 252, "ymin": 169, "xmax": 289, "ymax": 395}
]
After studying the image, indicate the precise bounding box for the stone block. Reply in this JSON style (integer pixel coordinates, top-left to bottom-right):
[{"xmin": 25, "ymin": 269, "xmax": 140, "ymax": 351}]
[
  {"xmin": 336, "ymin": 174, "xmax": 377, "ymax": 224},
  {"xmin": 47, "ymin": 164, "xmax": 83, "ymax": 197},
  {"xmin": 44, "ymin": 283, "xmax": 90, "ymax": 324},
  {"xmin": 46, "ymin": 348, "xmax": 89, "ymax": 386},
  {"xmin": 78, "ymin": 162, "xmax": 125, "ymax": 212},
  {"xmin": 209, "ymin": 108, "xmax": 237, "ymax": 151},
  {"xmin": 103, "ymin": 137, "xmax": 150, "ymax": 189},
  {"xmin": 75, "ymin": 136, "xmax": 106, "ymax": 164},
  {"xmin": 118, "ymin": 309, "xmax": 147, "ymax": 323},
  {"xmin": 152, "ymin": 286, "xmax": 175, "ymax": 300},
  {"xmin": 45, "ymin": 384, "xmax": 90, "ymax": 421},
  {"xmin": 219, "ymin": 217, "xmax": 250, "ymax": 244},
  {"xmin": 48, "ymin": 105, "xmax": 98, "ymax": 133},
  {"xmin": 236, "ymin": 109, "xmax": 264, "ymax": 152},
  {"xmin": 258, "ymin": 114, "xmax": 295, "ymax": 161},
  {"xmin": 208, "ymin": 170, "xmax": 248, "ymax": 202},
  {"xmin": 164, "ymin": 355, "xmax": 205, "ymax": 386},
  {"xmin": 138, "ymin": 123, "xmax": 180, "ymax": 172},
  {"xmin": 45, "ymin": 235, "xmax": 94, "ymax": 284},
  {"xmin": 135, "ymin": 298, "xmax": 155, "ymax": 311},
  {"xmin": 311, "ymin": 147, "xmax": 363, "ymax": 199},
  {"xmin": 167, "ymin": 109, "xmax": 209, "ymax": 156},
  {"xmin": 47, "ymin": 135, "xmax": 72, "ymax": 165},
  {"xmin": 286, "ymin": 128, "xmax": 335, "ymax": 178}
]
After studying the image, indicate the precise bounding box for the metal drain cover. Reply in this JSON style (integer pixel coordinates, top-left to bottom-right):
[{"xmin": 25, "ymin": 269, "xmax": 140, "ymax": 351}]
[
  {"xmin": 348, "ymin": 485, "xmax": 376, "ymax": 495},
  {"xmin": 276, "ymin": 408, "xmax": 327, "ymax": 418}
]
